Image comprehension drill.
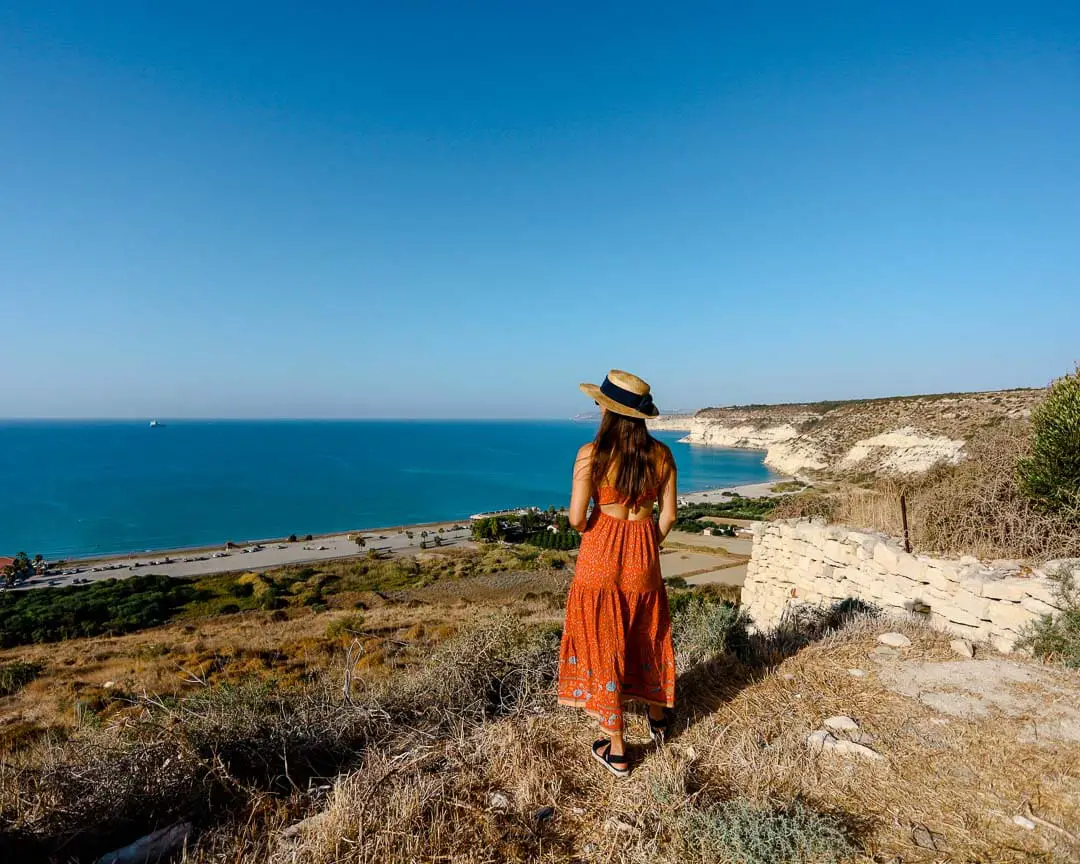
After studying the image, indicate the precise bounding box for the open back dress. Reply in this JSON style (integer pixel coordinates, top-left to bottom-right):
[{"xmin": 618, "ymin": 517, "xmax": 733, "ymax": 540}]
[{"xmin": 557, "ymin": 480, "xmax": 676, "ymax": 734}]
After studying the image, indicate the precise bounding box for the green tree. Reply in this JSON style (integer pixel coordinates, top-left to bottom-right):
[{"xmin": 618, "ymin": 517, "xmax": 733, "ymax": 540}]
[
  {"xmin": 353, "ymin": 535, "xmax": 367, "ymax": 551},
  {"xmin": 1018, "ymin": 365, "xmax": 1080, "ymax": 514}
]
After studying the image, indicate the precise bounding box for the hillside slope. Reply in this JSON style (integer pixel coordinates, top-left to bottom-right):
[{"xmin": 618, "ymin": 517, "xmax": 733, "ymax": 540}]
[{"xmin": 651, "ymin": 389, "xmax": 1040, "ymax": 478}]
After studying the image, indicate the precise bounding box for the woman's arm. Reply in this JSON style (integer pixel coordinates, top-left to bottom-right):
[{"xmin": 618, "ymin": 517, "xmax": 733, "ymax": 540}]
[
  {"xmin": 568, "ymin": 443, "xmax": 593, "ymax": 531},
  {"xmin": 656, "ymin": 451, "xmax": 678, "ymax": 542}
]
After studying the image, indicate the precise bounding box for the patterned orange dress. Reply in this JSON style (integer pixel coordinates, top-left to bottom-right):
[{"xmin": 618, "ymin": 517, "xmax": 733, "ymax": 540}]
[{"xmin": 557, "ymin": 485, "xmax": 676, "ymax": 734}]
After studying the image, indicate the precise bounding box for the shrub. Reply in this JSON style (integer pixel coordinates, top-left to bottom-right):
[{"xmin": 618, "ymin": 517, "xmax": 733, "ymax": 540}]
[
  {"xmin": 670, "ymin": 591, "xmax": 749, "ymax": 671},
  {"xmin": 287, "ymin": 534, "xmax": 297, "ymax": 543},
  {"xmin": 0, "ymin": 661, "xmax": 42, "ymax": 696},
  {"xmin": 326, "ymin": 614, "xmax": 366, "ymax": 640},
  {"xmin": 676, "ymin": 798, "xmax": 855, "ymax": 864},
  {"xmin": 1018, "ymin": 365, "xmax": 1080, "ymax": 514},
  {"xmin": 228, "ymin": 582, "xmax": 254, "ymax": 599},
  {"xmin": 1018, "ymin": 564, "xmax": 1080, "ymax": 668}
]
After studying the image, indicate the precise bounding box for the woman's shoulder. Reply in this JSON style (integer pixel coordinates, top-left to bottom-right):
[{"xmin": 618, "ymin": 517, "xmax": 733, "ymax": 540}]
[
  {"xmin": 651, "ymin": 438, "xmax": 674, "ymax": 462},
  {"xmin": 576, "ymin": 441, "xmax": 595, "ymax": 462}
]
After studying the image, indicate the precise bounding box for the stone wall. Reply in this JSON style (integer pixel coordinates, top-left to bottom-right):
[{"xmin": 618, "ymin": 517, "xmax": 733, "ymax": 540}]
[{"xmin": 742, "ymin": 519, "xmax": 1069, "ymax": 653}]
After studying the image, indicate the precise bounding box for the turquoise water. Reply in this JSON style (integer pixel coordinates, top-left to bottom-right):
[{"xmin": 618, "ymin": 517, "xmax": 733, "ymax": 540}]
[{"xmin": 0, "ymin": 421, "xmax": 775, "ymax": 558}]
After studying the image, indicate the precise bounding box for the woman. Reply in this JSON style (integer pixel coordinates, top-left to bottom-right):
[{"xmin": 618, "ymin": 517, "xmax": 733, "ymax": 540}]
[{"xmin": 558, "ymin": 369, "xmax": 678, "ymax": 777}]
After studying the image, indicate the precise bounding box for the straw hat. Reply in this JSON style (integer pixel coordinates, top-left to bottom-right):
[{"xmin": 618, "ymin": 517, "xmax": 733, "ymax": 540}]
[{"xmin": 580, "ymin": 369, "xmax": 660, "ymax": 419}]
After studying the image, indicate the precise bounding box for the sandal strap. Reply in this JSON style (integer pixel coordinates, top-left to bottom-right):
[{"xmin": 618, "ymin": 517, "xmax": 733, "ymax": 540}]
[{"xmin": 593, "ymin": 739, "xmax": 630, "ymax": 766}]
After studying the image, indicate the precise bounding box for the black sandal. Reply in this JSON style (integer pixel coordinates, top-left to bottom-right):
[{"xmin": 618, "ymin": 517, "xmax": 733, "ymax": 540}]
[
  {"xmin": 647, "ymin": 710, "xmax": 671, "ymax": 742},
  {"xmin": 592, "ymin": 739, "xmax": 631, "ymax": 778}
]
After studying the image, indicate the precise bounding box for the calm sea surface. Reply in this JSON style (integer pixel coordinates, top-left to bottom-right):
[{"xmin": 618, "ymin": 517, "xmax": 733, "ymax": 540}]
[{"xmin": 0, "ymin": 421, "xmax": 775, "ymax": 558}]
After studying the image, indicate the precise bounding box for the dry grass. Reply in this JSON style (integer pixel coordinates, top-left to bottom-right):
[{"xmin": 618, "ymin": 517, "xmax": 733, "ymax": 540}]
[
  {"xmin": 4, "ymin": 591, "xmax": 1078, "ymax": 863},
  {"xmin": 774, "ymin": 422, "xmax": 1080, "ymax": 561}
]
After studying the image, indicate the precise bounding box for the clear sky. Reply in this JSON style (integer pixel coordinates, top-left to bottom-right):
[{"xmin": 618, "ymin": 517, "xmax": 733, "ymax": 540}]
[{"xmin": 1, "ymin": 2, "xmax": 1077, "ymax": 418}]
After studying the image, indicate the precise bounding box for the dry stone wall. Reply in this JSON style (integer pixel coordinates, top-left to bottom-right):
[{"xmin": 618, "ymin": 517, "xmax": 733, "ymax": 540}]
[{"xmin": 743, "ymin": 519, "xmax": 1070, "ymax": 653}]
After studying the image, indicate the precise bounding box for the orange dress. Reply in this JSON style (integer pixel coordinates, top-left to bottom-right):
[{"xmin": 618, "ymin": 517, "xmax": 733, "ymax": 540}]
[{"xmin": 557, "ymin": 485, "xmax": 676, "ymax": 734}]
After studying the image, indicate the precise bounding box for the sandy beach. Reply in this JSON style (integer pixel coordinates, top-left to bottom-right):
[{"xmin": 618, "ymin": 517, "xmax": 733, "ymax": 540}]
[
  {"xmin": 10, "ymin": 480, "xmax": 784, "ymax": 591},
  {"xmin": 679, "ymin": 478, "xmax": 791, "ymax": 505},
  {"xmin": 15, "ymin": 522, "xmax": 475, "ymax": 590}
]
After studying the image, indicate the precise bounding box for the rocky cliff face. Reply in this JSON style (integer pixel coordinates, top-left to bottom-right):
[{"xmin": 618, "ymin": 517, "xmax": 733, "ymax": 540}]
[{"xmin": 650, "ymin": 389, "xmax": 1039, "ymax": 479}]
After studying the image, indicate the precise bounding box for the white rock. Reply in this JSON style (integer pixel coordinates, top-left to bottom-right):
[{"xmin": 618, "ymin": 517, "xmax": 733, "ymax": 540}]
[
  {"xmin": 950, "ymin": 639, "xmax": 975, "ymax": 659},
  {"xmin": 824, "ymin": 715, "xmax": 860, "ymax": 733},
  {"xmin": 488, "ymin": 792, "xmax": 511, "ymax": 812},
  {"xmin": 1012, "ymin": 814, "xmax": 1036, "ymax": 831},
  {"xmin": 828, "ymin": 739, "xmax": 884, "ymax": 761},
  {"xmin": 806, "ymin": 729, "xmax": 834, "ymax": 753},
  {"xmin": 807, "ymin": 728, "xmax": 884, "ymax": 761},
  {"xmin": 878, "ymin": 632, "xmax": 912, "ymax": 648},
  {"xmin": 848, "ymin": 668, "xmax": 867, "ymax": 678}
]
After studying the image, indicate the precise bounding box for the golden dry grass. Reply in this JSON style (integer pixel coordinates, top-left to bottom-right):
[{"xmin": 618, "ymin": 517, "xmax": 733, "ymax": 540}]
[
  {"xmin": 3, "ymin": 571, "xmax": 1079, "ymax": 863},
  {"xmin": 174, "ymin": 615, "xmax": 1080, "ymax": 864}
]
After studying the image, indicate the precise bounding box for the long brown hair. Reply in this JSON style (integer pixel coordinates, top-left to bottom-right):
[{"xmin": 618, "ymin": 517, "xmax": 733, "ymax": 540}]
[{"xmin": 590, "ymin": 412, "xmax": 669, "ymax": 503}]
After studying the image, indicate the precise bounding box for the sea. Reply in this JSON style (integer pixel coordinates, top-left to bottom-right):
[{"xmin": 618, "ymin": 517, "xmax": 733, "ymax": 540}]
[{"xmin": 0, "ymin": 421, "xmax": 775, "ymax": 559}]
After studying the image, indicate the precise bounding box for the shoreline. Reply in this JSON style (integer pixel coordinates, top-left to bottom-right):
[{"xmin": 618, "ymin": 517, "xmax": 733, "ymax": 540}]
[{"xmin": 8, "ymin": 480, "xmax": 785, "ymax": 591}]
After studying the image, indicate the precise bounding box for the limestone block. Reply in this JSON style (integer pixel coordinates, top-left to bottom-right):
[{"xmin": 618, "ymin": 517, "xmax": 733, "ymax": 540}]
[
  {"xmin": 936, "ymin": 602, "xmax": 986, "ymax": 629},
  {"xmin": 895, "ymin": 553, "xmax": 926, "ymax": 584},
  {"xmin": 982, "ymin": 579, "xmax": 1029, "ymax": 603},
  {"xmin": 823, "ymin": 539, "xmax": 848, "ymax": 563},
  {"xmin": 1022, "ymin": 580, "xmax": 1060, "ymax": 607},
  {"xmin": 874, "ymin": 542, "xmax": 901, "ymax": 571},
  {"xmin": 845, "ymin": 531, "xmax": 877, "ymax": 553},
  {"xmin": 846, "ymin": 568, "xmax": 883, "ymax": 590},
  {"xmin": 919, "ymin": 567, "xmax": 950, "ymax": 593},
  {"xmin": 879, "ymin": 591, "xmax": 911, "ymax": 611},
  {"xmin": 986, "ymin": 601, "xmax": 1035, "ymax": 633},
  {"xmin": 960, "ymin": 577, "xmax": 985, "ymax": 597},
  {"xmin": 863, "ymin": 559, "xmax": 890, "ymax": 578},
  {"xmin": 823, "ymin": 525, "xmax": 848, "ymax": 542},
  {"xmin": 1021, "ymin": 595, "xmax": 1060, "ymax": 617},
  {"xmin": 938, "ymin": 562, "xmax": 964, "ymax": 583},
  {"xmin": 990, "ymin": 634, "xmax": 1018, "ymax": 654}
]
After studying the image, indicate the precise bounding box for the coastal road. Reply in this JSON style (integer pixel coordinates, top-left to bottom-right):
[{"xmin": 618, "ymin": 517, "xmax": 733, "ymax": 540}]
[{"xmin": 16, "ymin": 524, "xmax": 475, "ymax": 589}]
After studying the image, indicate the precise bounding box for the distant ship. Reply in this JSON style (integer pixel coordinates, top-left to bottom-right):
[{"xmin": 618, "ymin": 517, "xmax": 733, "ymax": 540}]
[{"xmin": 149, "ymin": 420, "xmax": 165, "ymax": 428}]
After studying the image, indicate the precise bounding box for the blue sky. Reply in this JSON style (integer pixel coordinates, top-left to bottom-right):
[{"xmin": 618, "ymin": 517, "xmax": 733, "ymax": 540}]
[{"xmin": 1, "ymin": 2, "xmax": 1077, "ymax": 418}]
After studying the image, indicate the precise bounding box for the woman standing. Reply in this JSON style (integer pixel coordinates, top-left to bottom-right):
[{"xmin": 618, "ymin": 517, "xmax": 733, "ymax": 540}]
[{"xmin": 558, "ymin": 370, "xmax": 678, "ymax": 777}]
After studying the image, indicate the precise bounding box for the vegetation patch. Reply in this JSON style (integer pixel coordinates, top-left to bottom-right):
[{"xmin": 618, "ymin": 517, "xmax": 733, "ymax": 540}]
[
  {"xmin": 670, "ymin": 590, "xmax": 749, "ymax": 671},
  {"xmin": 0, "ymin": 661, "xmax": 42, "ymax": 697},
  {"xmin": 1018, "ymin": 565, "xmax": 1080, "ymax": 669},
  {"xmin": 676, "ymin": 799, "xmax": 856, "ymax": 864},
  {"xmin": 1017, "ymin": 363, "xmax": 1080, "ymax": 516},
  {"xmin": 674, "ymin": 498, "xmax": 777, "ymax": 533},
  {"xmin": 0, "ymin": 575, "xmax": 197, "ymax": 648}
]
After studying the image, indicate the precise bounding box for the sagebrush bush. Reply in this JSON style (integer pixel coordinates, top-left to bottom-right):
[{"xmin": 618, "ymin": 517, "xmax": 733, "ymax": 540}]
[
  {"xmin": 1018, "ymin": 564, "xmax": 1080, "ymax": 669},
  {"xmin": 671, "ymin": 594, "xmax": 749, "ymax": 672},
  {"xmin": 677, "ymin": 798, "xmax": 856, "ymax": 864},
  {"xmin": 1018, "ymin": 364, "xmax": 1080, "ymax": 514}
]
